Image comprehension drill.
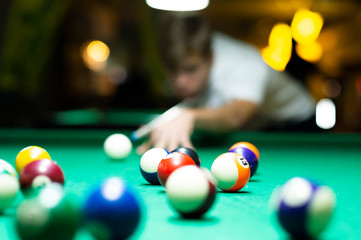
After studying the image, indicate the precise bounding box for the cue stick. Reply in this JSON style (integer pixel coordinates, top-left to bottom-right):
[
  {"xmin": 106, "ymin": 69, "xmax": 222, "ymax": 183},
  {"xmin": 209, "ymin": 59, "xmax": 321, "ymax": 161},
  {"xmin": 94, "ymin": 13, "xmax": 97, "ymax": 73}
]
[{"xmin": 130, "ymin": 99, "xmax": 193, "ymax": 141}]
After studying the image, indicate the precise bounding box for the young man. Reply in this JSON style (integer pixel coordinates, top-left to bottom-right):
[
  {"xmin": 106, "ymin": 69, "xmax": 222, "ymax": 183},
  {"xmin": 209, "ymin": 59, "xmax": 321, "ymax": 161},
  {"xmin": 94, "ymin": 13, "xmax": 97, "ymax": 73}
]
[{"xmin": 137, "ymin": 14, "xmax": 316, "ymax": 153}]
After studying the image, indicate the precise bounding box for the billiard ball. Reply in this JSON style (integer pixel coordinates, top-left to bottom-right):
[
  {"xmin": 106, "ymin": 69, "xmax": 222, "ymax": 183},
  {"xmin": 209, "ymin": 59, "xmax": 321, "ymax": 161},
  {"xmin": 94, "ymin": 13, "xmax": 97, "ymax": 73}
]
[
  {"xmin": 0, "ymin": 159, "xmax": 17, "ymax": 177},
  {"xmin": 229, "ymin": 141, "xmax": 260, "ymax": 160},
  {"xmin": 104, "ymin": 133, "xmax": 132, "ymax": 160},
  {"xmin": 16, "ymin": 183, "xmax": 79, "ymax": 240},
  {"xmin": 157, "ymin": 152, "xmax": 197, "ymax": 187},
  {"xmin": 83, "ymin": 177, "xmax": 143, "ymax": 240},
  {"xmin": 270, "ymin": 177, "xmax": 336, "ymax": 238},
  {"xmin": 19, "ymin": 159, "xmax": 65, "ymax": 195},
  {"xmin": 166, "ymin": 165, "xmax": 216, "ymax": 218},
  {"xmin": 15, "ymin": 146, "xmax": 51, "ymax": 173},
  {"xmin": 171, "ymin": 147, "xmax": 201, "ymax": 166},
  {"xmin": 0, "ymin": 173, "xmax": 19, "ymax": 211},
  {"xmin": 140, "ymin": 148, "xmax": 169, "ymax": 185},
  {"xmin": 211, "ymin": 152, "xmax": 250, "ymax": 192},
  {"xmin": 229, "ymin": 141, "xmax": 259, "ymax": 177}
]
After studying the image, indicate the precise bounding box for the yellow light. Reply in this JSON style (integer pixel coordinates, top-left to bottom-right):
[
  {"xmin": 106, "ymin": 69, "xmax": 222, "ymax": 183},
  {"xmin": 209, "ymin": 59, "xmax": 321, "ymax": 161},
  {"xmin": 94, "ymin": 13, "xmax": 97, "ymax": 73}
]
[
  {"xmin": 268, "ymin": 24, "xmax": 293, "ymax": 50},
  {"xmin": 262, "ymin": 47, "xmax": 286, "ymax": 72},
  {"xmin": 81, "ymin": 40, "xmax": 110, "ymax": 71},
  {"xmin": 87, "ymin": 41, "xmax": 110, "ymax": 63},
  {"xmin": 296, "ymin": 41, "xmax": 323, "ymax": 63},
  {"xmin": 262, "ymin": 23, "xmax": 293, "ymax": 71},
  {"xmin": 291, "ymin": 9, "xmax": 324, "ymax": 44}
]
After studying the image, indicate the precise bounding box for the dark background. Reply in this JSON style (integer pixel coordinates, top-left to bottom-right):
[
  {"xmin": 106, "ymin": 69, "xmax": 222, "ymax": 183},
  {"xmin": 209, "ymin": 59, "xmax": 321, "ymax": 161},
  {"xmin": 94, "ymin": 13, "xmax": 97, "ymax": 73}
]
[{"xmin": 0, "ymin": 0, "xmax": 360, "ymax": 131}]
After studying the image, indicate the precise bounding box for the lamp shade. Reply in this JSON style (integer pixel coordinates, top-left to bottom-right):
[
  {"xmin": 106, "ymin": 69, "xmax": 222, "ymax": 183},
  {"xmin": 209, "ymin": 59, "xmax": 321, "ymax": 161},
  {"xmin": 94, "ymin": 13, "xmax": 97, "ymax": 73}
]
[{"xmin": 146, "ymin": 0, "xmax": 209, "ymax": 11}]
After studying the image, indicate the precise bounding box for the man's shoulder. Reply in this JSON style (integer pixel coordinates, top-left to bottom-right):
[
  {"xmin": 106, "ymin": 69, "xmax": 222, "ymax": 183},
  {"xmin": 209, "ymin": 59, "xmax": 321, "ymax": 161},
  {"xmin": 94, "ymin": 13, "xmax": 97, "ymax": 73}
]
[
  {"xmin": 212, "ymin": 32, "xmax": 258, "ymax": 54},
  {"xmin": 210, "ymin": 32, "xmax": 267, "ymax": 75}
]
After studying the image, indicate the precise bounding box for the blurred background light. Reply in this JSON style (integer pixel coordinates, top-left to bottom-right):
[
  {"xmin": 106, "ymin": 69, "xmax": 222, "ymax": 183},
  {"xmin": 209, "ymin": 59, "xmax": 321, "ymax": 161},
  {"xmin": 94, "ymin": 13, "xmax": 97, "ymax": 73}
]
[
  {"xmin": 322, "ymin": 79, "xmax": 341, "ymax": 98},
  {"xmin": 82, "ymin": 40, "xmax": 110, "ymax": 72},
  {"xmin": 145, "ymin": 0, "xmax": 209, "ymax": 11},
  {"xmin": 108, "ymin": 65, "xmax": 127, "ymax": 86},
  {"xmin": 296, "ymin": 41, "xmax": 323, "ymax": 63},
  {"xmin": 87, "ymin": 41, "xmax": 110, "ymax": 63},
  {"xmin": 316, "ymin": 99, "xmax": 336, "ymax": 129},
  {"xmin": 355, "ymin": 77, "xmax": 361, "ymax": 97},
  {"xmin": 262, "ymin": 23, "xmax": 293, "ymax": 71},
  {"xmin": 291, "ymin": 9, "xmax": 324, "ymax": 44}
]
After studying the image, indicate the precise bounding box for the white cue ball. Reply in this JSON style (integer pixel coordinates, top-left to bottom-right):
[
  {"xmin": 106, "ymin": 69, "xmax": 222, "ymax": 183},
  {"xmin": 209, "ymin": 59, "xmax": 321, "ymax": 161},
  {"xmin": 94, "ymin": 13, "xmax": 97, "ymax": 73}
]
[
  {"xmin": 0, "ymin": 173, "xmax": 19, "ymax": 211},
  {"xmin": 104, "ymin": 133, "xmax": 133, "ymax": 160}
]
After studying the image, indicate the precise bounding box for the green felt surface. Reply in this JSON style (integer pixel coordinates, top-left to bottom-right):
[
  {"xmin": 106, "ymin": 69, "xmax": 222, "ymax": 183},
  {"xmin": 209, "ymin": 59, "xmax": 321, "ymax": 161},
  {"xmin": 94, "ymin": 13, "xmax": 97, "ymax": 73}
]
[
  {"xmin": 53, "ymin": 109, "xmax": 162, "ymax": 127},
  {"xmin": 0, "ymin": 129, "xmax": 361, "ymax": 239}
]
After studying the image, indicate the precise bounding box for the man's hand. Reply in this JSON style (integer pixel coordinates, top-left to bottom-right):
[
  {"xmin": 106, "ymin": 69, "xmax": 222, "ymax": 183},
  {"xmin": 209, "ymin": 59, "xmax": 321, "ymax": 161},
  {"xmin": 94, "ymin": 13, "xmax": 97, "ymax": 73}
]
[{"xmin": 137, "ymin": 109, "xmax": 195, "ymax": 154}]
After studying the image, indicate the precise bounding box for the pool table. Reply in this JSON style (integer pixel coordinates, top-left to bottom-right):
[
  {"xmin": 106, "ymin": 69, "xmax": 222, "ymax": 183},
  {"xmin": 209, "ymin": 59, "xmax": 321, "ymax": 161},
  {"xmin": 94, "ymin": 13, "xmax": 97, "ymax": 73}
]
[{"xmin": 0, "ymin": 128, "xmax": 361, "ymax": 239}]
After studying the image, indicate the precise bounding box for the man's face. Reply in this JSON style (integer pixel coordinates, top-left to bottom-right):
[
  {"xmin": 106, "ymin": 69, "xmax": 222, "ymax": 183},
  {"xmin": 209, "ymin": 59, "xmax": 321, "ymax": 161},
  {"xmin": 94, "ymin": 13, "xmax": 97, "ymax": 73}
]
[{"xmin": 168, "ymin": 54, "xmax": 212, "ymax": 100}]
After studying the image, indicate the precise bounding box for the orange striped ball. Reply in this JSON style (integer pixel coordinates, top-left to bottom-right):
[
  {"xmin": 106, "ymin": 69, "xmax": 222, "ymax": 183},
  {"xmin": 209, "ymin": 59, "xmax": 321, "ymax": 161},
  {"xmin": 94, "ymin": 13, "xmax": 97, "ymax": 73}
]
[
  {"xmin": 211, "ymin": 152, "xmax": 250, "ymax": 192},
  {"xmin": 229, "ymin": 142, "xmax": 260, "ymax": 160}
]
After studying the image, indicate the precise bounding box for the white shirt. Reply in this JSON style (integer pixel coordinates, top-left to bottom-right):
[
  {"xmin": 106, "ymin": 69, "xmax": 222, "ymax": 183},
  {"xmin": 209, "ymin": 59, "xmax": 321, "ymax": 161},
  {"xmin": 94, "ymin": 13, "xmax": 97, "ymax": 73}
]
[{"xmin": 189, "ymin": 32, "xmax": 315, "ymax": 130}]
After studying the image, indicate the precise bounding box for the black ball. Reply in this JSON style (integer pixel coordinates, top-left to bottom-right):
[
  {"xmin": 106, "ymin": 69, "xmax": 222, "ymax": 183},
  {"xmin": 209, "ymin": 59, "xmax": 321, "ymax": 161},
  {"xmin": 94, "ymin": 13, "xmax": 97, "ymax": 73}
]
[{"xmin": 171, "ymin": 147, "xmax": 200, "ymax": 166}]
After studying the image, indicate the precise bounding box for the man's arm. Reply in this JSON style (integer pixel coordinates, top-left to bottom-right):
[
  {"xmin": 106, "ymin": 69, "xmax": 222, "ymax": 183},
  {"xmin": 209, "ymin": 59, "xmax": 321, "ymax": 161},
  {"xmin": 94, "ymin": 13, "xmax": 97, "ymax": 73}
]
[
  {"xmin": 192, "ymin": 99, "xmax": 259, "ymax": 132},
  {"xmin": 136, "ymin": 100, "xmax": 259, "ymax": 154}
]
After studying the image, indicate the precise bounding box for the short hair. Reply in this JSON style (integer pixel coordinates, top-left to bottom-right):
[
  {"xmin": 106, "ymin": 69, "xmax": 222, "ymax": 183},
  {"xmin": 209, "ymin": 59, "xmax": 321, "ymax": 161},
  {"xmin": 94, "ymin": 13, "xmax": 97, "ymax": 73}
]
[{"xmin": 157, "ymin": 14, "xmax": 212, "ymax": 73}]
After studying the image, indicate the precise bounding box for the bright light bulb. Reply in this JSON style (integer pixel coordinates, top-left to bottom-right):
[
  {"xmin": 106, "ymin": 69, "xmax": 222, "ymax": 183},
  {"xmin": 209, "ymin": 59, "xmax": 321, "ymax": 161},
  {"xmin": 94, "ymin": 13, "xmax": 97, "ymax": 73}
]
[
  {"xmin": 316, "ymin": 99, "xmax": 336, "ymax": 130},
  {"xmin": 146, "ymin": 0, "xmax": 209, "ymax": 11}
]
